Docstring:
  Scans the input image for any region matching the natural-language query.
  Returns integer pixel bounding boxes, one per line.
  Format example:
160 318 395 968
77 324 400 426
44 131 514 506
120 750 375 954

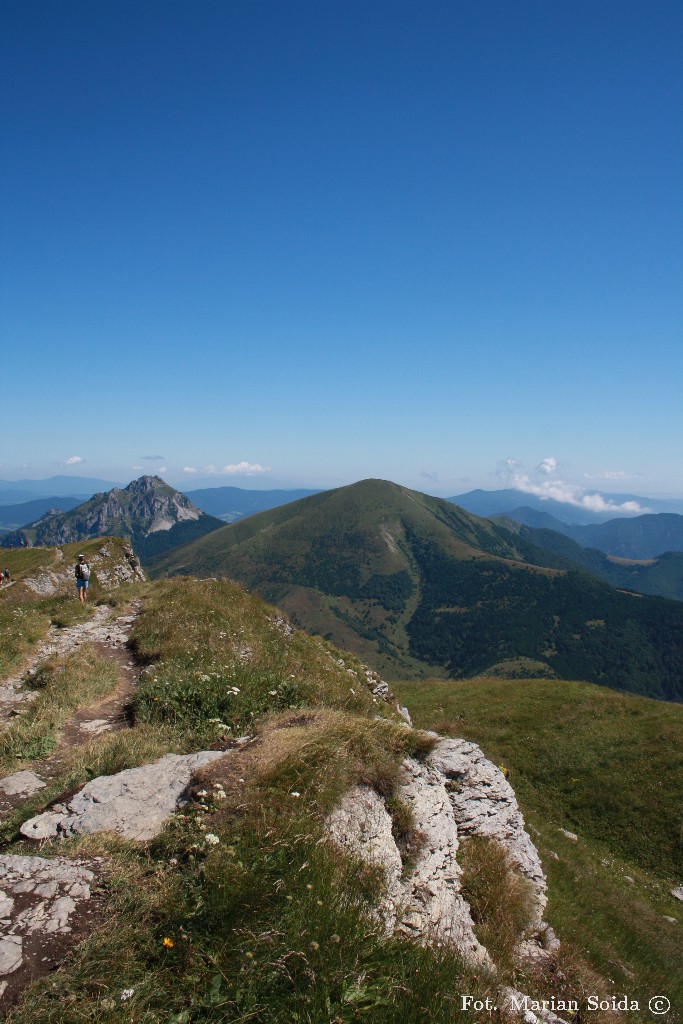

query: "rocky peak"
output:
124 475 167 496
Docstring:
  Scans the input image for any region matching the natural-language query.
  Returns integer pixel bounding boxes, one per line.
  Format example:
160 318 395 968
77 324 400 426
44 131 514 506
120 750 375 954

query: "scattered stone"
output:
663 916 678 924
558 828 578 841
78 719 112 735
0 771 46 798
21 751 227 842
0 937 22 975
672 887 683 902
270 615 295 637
0 855 101 999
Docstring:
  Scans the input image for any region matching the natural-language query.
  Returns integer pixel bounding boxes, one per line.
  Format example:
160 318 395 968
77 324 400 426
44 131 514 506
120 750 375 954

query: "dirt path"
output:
0 601 142 809
0 603 140 723
0 600 144 1007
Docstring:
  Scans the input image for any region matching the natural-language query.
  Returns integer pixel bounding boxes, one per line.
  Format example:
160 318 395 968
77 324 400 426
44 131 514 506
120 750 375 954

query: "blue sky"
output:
1 0 681 501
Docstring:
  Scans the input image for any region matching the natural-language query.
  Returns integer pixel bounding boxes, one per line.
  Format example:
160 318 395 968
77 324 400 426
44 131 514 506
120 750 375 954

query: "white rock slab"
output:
20 751 226 842
0 771 46 797
78 719 112 734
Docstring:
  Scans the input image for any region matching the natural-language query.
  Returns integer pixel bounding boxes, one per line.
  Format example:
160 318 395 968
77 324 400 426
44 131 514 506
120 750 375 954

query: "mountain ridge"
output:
151 478 683 700
451 487 683 524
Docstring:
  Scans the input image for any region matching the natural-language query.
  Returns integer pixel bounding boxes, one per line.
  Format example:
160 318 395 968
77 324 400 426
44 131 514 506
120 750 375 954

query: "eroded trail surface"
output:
0 602 142 806
0 604 139 725
0 601 142 1006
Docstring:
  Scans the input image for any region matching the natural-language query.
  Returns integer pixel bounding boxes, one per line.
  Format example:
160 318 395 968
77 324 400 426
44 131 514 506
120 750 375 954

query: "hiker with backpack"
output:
75 554 91 602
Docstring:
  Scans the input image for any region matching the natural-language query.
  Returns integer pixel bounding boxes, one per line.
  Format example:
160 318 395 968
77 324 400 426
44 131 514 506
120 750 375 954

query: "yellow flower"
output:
163 937 174 948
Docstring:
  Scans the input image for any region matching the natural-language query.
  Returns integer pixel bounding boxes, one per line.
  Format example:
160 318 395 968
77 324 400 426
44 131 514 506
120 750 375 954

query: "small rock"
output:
672 886 683 903
0 771 46 797
0 936 22 975
663 916 678 924
78 719 112 735
558 828 578 841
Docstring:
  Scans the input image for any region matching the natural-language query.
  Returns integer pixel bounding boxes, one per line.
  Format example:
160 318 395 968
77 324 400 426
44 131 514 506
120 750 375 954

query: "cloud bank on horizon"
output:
182 462 271 477
498 458 649 514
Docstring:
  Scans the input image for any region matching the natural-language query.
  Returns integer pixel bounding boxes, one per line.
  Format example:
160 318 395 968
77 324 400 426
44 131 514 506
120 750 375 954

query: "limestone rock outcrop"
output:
327 734 552 972
430 737 547 925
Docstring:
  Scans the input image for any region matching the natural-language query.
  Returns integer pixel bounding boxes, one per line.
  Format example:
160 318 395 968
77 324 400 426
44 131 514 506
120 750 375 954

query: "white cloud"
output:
537 456 557 475
141 454 165 461
131 465 143 471
63 456 84 466
204 461 271 476
500 457 649 515
183 466 198 474
158 466 168 473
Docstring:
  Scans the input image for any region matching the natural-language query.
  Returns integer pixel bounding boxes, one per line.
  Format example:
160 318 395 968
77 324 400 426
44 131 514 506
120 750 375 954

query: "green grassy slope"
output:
151 480 683 699
394 675 683 1010
3 558 680 1021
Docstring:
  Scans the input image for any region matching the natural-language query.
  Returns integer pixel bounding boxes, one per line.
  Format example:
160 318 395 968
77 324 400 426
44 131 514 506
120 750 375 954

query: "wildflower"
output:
196 789 208 798
310 941 320 951
205 833 220 845
330 934 340 944
269 690 278 696
290 791 301 798
215 790 227 799
306 884 313 891
120 989 135 1002
163 937 174 948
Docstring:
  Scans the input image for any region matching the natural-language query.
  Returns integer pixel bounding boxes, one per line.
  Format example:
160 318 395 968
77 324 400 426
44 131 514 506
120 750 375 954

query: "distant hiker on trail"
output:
75 555 91 603
2 568 10 585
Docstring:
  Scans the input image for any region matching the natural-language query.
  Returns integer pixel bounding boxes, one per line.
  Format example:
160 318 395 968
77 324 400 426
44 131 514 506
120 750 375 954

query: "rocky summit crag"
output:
2 476 224 563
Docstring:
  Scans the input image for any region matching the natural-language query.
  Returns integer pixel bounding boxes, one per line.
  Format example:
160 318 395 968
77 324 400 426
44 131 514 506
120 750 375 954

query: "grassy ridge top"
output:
2 553 679 1020
150 478 551 576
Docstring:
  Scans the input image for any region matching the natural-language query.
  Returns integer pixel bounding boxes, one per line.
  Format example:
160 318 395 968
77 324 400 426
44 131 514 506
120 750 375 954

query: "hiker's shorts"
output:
76 579 89 589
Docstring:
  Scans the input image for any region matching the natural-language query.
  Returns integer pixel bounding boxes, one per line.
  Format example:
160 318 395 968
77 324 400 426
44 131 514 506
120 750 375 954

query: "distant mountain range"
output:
451 487 683 525
185 486 320 522
1 476 224 562
0 475 123 504
493 519 683 602
491 507 683 560
0 496 83 532
150 478 683 701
